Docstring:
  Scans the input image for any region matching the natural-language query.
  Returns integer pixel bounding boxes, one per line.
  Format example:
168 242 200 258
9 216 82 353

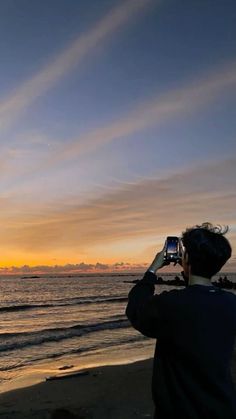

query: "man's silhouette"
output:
126 223 236 418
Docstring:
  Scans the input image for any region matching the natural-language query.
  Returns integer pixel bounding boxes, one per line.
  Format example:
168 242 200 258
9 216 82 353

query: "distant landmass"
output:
19 273 236 290
124 275 236 290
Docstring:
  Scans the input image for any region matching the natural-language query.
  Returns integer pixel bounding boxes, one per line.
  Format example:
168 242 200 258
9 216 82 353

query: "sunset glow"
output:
0 0 236 274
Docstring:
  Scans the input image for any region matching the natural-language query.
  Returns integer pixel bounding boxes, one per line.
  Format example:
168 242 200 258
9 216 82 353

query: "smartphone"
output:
165 236 180 263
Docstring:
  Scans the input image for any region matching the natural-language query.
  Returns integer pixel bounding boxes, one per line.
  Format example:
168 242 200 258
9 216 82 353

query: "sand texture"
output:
0 351 235 419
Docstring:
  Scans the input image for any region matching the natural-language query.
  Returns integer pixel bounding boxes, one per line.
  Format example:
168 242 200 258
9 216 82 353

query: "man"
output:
126 223 236 419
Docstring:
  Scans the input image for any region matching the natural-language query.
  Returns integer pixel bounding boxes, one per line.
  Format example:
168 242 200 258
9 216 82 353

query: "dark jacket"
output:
126 271 236 419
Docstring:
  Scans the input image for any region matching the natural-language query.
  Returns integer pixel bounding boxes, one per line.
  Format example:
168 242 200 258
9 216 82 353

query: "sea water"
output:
0 273 235 393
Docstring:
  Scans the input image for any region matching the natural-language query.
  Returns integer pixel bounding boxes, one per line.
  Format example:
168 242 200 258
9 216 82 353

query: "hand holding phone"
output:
148 237 182 274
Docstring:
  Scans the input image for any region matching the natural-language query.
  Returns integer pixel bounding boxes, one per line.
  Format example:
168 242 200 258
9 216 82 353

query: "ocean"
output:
0 273 235 393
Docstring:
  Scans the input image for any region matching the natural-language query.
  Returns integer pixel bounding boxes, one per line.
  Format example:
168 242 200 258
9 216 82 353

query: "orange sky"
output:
1 157 236 274
0 1 236 274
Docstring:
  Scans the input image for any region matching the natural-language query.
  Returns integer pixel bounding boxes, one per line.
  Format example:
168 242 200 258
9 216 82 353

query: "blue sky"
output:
0 0 236 273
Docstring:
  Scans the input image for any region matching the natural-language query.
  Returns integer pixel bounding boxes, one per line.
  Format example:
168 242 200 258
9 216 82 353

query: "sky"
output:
0 0 236 274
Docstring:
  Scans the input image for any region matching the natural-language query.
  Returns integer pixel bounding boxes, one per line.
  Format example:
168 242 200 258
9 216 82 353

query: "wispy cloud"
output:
2 39 236 185
0 0 152 129
2 57 235 190
2 157 236 259
40 59 236 168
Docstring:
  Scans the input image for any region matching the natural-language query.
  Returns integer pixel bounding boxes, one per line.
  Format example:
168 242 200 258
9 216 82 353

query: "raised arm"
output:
126 270 160 338
126 245 168 338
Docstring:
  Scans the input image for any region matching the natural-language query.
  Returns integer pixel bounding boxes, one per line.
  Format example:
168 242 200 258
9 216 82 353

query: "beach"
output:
0 352 236 419
0 274 236 418
0 359 154 419
0 274 175 393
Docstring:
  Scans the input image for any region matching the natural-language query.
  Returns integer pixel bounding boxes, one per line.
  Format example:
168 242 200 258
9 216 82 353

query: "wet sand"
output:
0 352 235 419
0 359 154 418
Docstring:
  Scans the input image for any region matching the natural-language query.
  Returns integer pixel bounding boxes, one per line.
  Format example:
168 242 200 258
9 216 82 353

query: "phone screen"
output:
166 237 178 254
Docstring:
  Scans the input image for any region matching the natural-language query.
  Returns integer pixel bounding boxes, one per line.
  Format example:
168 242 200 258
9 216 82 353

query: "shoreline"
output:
0 358 154 419
0 351 235 419
0 342 155 394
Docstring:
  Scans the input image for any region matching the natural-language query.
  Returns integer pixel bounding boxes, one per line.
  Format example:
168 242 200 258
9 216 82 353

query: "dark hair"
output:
181 222 232 279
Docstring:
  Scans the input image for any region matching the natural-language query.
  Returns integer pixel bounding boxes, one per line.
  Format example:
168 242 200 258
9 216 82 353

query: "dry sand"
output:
0 351 235 419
